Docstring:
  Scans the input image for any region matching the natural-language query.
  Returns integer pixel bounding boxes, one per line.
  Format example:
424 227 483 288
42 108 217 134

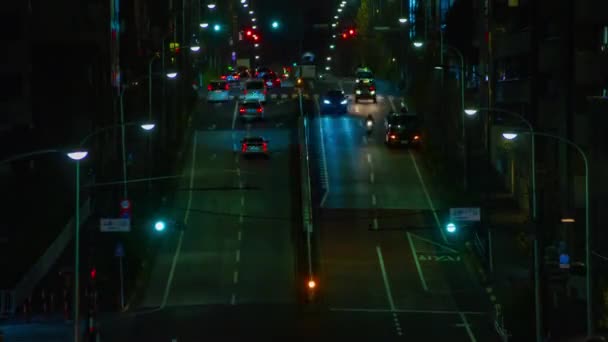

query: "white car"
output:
207 80 230 102
242 80 267 103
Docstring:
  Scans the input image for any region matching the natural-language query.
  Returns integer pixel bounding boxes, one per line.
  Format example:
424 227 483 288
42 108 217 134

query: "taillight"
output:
207 85 212 91
225 84 229 90
275 78 280 82
239 107 246 113
263 89 267 95
234 75 240 80
390 135 397 139
243 89 247 94
257 107 263 113
370 86 376 91
242 143 247 152
221 75 227 80
262 142 268 151
413 135 420 140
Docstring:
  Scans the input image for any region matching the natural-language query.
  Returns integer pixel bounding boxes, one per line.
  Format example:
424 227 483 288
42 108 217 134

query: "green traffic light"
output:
154 220 166 232
271 21 279 29
445 222 457 233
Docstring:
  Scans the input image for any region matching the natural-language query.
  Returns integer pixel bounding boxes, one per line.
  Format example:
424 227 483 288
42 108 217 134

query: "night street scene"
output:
2 0 608 341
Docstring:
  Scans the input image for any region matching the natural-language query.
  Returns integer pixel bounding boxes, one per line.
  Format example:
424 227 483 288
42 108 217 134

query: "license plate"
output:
249 146 259 151
401 140 409 144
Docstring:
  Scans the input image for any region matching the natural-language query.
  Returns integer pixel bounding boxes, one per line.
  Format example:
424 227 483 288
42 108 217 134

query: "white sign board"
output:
449 207 481 222
100 218 131 232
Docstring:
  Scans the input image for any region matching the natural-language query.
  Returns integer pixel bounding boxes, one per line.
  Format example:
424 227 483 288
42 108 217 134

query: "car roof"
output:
242 136 265 141
241 100 262 105
326 89 344 95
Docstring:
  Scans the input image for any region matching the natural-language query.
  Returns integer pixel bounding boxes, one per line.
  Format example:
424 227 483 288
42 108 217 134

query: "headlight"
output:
323 99 331 104
356 79 360 83
355 90 361 95
370 91 376 95
340 100 347 104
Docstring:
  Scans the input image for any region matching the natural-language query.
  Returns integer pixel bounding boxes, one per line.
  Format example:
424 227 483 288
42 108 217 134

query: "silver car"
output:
207 80 230 102
240 136 269 158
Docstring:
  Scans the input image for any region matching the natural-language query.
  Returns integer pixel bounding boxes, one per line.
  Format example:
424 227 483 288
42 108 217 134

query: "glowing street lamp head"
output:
271 21 279 29
67 150 88 161
213 24 221 31
307 279 316 289
446 222 457 233
399 17 408 24
207 3 216 9
413 41 424 48
166 71 178 79
464 108 478 116
502 132 518 140
140 123 156 131
154 220 166 232
200 22 209 28
190 45 201 52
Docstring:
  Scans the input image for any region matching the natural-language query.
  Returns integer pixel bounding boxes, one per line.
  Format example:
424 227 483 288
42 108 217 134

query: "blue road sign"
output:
115 242 125 257
559 253 570 269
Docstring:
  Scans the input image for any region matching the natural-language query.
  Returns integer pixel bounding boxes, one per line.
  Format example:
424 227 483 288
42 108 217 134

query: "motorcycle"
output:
365 118 374 134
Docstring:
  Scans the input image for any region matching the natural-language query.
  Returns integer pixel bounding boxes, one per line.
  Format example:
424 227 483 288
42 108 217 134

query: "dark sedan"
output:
384 113 422 147
322 90 348 114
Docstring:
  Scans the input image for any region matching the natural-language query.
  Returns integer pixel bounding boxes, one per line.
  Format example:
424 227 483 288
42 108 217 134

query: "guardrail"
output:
298 90 316 299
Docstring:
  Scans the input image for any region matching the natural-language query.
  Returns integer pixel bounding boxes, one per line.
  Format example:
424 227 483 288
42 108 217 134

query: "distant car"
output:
238 70 251 80
255 67 272 78
226 72 240 83
238 101 264 120
355 68 374 84
263 73 281 88
354 82 376 103
243 80 267 103
384 112 422 147
207 80 230 102
322 89 348 114
241 136 269 157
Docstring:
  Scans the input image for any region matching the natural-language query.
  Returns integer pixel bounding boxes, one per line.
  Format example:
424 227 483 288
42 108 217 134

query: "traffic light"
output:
246 29 252 36
271 20 279 29
154 220 166 232
445 222 457 234
341 33 348 39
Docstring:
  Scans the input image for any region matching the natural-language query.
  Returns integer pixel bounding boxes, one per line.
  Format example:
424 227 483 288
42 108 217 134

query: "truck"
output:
296 64 316 79
236 58 250 70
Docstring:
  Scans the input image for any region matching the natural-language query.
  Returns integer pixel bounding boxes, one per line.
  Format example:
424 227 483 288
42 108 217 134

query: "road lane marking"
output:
373 218 379 230
407 232 429 291
367 153 372 164
314 95 331 207
376 246 396 311
233 270 239 284
388 95 397 112
238 230 242 241
239 180 244 189
239 215 244 223
458 312 478 342
362 135 368 144
235 154 239 163
409 233 458 253
236 168 241 176
231 294 236 305
231 101 238 129
235 249 240 263
240 196 245 206
329 307 487 315
370 172 375 183
160 132 198 308
371 194 377 206
408 150 447 243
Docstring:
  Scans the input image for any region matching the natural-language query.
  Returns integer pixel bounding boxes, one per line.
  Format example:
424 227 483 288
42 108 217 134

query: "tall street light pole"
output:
503 130 592 337
466 107 540 341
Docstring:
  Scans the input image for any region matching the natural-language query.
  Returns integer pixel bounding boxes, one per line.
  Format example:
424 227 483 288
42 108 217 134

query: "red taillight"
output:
221 75 227 80
262 142 268 151
413 135 420 140
370 86 376 91
207 85 212 91
257 107 263 113
225 84 229 90
242 143 247 152
390 135 397 139
234 75 240 80
239 107 246 113
243 89 247 94
263 89 267 95
275 78 280 82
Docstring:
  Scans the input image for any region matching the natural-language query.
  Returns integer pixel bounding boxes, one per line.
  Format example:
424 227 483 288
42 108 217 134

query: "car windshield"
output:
387 114 419 128
209 82 226 90
242 102 261 108
246 82 264 90
243 137 264 143
327 90 343 97
357 72 373 79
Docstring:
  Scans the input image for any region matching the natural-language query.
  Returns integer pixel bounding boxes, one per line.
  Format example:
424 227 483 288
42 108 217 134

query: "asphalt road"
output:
306 77 499 341
100 82 302 340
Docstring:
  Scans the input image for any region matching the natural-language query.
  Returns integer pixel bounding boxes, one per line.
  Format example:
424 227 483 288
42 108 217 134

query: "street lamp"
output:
249 10 254 14
413 41 423 48
207 3 216 9
140 123 156 131
271 21 279 29
503 130 592 336
199 22 209 29
213 24 221 32
398 17 408 24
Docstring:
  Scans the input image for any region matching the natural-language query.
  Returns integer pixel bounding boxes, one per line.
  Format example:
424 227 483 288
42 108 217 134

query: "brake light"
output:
370 86 376 91
243 89 247 94
263 89 267 95
225 84 229 90
242 143 247 152
257 107 263 113
262 142 268 151
234 75 240 80
413 135 420 140
390 135 397 139
239 107 246 113
275 78 280 83
221 75 227 80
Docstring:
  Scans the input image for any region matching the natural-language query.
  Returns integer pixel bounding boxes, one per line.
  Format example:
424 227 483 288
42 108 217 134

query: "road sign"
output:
418 254 461 262
100 218 131 232
559 253 570 269
450 207 481 222
115 242 125 257
119 199 132 219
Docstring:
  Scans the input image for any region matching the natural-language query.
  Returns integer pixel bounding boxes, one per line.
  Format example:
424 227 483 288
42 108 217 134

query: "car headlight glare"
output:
340 100 347 104
370 91 376 95
355 90 361 95
323 99 331 104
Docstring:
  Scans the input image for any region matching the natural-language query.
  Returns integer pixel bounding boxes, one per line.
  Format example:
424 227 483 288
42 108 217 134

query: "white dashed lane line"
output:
235 249 240 263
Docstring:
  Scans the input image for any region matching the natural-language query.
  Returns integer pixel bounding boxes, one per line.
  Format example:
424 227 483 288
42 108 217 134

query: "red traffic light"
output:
342 33 348 39
90 268 97 280
349 29 355 35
